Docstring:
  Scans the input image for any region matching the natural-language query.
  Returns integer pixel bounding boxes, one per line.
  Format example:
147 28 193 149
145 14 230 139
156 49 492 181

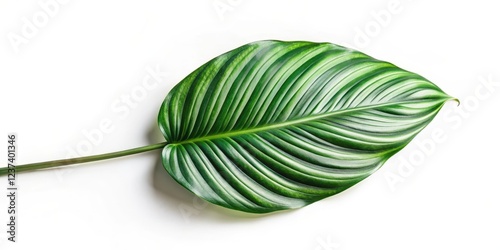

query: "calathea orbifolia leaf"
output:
158 40 456 213
0 40 456 214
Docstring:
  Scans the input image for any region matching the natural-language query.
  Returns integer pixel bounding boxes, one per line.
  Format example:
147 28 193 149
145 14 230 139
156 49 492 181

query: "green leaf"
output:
158 40 455 213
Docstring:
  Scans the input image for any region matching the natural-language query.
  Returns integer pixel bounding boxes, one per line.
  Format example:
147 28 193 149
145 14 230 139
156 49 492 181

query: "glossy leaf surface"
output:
158 40 453 213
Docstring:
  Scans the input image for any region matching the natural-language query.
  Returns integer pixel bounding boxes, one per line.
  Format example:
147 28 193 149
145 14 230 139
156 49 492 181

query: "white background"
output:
1 0 499 249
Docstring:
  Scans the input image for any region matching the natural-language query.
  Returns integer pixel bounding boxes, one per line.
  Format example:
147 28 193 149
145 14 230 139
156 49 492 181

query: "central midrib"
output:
170 98 451 145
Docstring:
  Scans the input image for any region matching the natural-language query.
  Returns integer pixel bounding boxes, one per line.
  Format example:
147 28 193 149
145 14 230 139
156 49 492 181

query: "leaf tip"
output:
449 97 460 106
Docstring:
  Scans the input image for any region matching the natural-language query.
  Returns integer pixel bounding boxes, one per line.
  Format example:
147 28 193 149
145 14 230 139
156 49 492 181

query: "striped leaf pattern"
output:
158 40 454 213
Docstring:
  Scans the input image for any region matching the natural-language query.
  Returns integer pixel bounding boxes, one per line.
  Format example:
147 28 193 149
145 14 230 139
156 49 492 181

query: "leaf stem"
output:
0 142 168 176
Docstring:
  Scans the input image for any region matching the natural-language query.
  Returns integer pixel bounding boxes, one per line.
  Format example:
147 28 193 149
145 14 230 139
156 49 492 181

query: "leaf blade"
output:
158 40 453 213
